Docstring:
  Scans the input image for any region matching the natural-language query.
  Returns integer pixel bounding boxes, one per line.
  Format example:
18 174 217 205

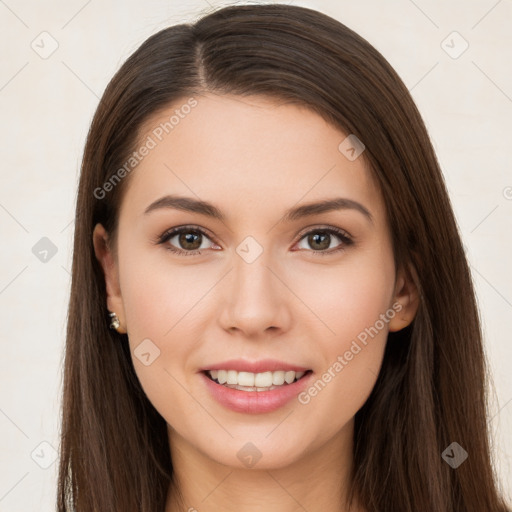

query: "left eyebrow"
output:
143 194 373 224
281 197 373 225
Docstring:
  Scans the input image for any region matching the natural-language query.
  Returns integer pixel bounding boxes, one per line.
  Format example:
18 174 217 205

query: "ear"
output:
388 264 420 332
92 223 127 334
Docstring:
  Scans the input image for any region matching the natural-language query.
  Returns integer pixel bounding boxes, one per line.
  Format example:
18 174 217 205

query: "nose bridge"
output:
234 247 274 300
219 239 290 335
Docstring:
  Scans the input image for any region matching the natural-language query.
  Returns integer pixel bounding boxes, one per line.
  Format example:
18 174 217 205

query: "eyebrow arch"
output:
144 194 373 224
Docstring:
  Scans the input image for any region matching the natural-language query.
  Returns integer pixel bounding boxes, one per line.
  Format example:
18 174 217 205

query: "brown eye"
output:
176 231 203 250
296 227 353 255
158 226 215 255
307 232 331 250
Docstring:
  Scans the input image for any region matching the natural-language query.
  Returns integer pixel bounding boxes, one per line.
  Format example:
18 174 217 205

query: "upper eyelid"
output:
158 224 213 238
296 224 352 240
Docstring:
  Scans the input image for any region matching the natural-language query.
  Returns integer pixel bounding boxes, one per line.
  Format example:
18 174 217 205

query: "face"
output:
94 93 418 470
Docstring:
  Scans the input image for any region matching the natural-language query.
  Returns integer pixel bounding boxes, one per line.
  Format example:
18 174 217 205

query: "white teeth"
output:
272 371 285 385
207 369 308 389
238 372 255 387
254 371 272 387
226 383 278 392
284 371 295 384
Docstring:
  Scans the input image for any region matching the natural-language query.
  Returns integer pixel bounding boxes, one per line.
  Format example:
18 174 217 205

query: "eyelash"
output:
154 224 354 257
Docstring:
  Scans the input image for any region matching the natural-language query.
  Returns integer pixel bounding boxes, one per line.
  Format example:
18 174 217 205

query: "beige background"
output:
0 0 511 509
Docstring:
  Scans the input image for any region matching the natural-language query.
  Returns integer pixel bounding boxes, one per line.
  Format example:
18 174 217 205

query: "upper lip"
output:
201 359 311 374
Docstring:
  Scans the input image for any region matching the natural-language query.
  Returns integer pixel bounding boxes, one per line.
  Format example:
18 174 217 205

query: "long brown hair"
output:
57 4 510 511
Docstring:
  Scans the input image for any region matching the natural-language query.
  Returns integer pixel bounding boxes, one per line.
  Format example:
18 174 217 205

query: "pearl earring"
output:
109 311 121 331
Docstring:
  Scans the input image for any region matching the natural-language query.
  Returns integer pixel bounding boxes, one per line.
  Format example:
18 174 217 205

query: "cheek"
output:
118 255 206 428
116 241 235 426
291 252 395 416
291 248 395 346
119 241 210 343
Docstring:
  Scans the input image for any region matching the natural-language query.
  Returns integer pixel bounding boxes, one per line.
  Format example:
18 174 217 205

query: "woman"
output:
57 4 511 511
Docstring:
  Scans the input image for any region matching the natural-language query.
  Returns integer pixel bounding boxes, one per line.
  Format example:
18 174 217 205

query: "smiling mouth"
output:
203 369 313 392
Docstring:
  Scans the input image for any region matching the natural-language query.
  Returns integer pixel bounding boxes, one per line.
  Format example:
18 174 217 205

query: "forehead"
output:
120 93 384 225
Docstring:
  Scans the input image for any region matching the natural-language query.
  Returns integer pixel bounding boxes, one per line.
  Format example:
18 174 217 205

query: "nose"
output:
218 250 292 339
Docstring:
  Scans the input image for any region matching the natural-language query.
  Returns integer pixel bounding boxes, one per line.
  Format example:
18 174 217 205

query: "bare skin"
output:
93 93 419 512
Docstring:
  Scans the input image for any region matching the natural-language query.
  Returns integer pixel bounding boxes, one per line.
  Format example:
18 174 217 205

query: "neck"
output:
164 419 362 512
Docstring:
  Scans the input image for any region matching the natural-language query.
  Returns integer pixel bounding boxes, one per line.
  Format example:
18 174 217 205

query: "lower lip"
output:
201 371 313 414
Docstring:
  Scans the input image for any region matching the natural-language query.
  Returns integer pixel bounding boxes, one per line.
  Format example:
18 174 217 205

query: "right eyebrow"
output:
144 195 225 220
